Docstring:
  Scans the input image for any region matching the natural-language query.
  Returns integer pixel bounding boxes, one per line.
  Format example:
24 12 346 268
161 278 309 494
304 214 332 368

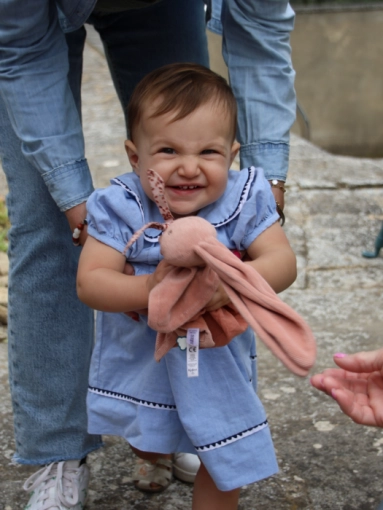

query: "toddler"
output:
77 63 297 509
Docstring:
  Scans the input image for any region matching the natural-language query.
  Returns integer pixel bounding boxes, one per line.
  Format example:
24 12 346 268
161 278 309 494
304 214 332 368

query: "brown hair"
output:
127 63 237 142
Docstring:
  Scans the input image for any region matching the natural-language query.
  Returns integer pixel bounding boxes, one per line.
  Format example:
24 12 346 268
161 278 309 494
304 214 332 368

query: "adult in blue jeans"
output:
0 0 296 508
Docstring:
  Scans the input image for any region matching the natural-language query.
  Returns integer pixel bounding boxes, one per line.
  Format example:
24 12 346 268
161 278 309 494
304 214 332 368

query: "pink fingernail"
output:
334 353 347 358
331 389 337 399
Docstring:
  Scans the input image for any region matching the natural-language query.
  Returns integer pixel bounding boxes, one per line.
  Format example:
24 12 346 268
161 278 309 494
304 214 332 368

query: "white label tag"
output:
186 328 199 378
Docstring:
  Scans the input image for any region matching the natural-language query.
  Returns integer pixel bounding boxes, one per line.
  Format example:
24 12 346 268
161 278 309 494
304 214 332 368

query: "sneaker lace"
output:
23 461 81 509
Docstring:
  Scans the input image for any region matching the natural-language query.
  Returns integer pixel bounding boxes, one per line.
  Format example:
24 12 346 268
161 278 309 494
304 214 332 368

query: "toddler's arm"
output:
245 221 297 294
77 236 150 313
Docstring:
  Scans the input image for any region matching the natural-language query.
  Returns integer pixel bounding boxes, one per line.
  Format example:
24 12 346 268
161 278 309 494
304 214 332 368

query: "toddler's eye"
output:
159 148 175 154
201 149 218 155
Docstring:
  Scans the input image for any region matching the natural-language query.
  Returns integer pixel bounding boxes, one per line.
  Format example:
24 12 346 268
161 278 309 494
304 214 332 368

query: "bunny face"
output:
125 101 240 219
159 216 217 267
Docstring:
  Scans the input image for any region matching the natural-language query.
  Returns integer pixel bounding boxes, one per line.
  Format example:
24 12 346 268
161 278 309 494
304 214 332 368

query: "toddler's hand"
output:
146 260 174 293
205 282 230 312
123 262 135 276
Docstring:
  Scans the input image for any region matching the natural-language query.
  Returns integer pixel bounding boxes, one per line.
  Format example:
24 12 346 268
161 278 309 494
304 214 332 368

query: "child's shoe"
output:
173 453 201 483
133 457 172 493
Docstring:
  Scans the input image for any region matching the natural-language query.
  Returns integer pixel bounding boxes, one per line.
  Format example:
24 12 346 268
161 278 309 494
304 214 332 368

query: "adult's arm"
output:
0 0 94 212
219 0 296 182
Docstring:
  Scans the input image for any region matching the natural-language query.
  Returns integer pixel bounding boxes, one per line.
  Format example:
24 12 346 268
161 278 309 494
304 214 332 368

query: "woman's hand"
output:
65 202 88 246
269 182 285 211
310 349 383 427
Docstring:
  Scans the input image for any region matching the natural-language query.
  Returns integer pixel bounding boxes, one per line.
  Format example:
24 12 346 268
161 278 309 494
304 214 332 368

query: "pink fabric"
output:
149 237 316 376
148 264 248 361
194 240 317 376
153 304 248 361
149 265 219 331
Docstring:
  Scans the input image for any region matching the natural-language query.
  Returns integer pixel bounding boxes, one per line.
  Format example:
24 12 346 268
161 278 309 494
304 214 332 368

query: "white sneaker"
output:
173 453 200 483
23 460 89 509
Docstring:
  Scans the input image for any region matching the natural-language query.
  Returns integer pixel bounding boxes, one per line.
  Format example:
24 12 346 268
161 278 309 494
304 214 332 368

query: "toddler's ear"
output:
125 140 139 173
230 141 240 166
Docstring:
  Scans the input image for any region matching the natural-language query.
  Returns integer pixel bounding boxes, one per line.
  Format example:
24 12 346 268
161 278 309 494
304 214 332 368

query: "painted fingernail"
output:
334 353 347 358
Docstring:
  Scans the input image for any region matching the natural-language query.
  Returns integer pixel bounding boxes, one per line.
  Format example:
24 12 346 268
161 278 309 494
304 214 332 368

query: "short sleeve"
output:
230 169 280 250
86 185 145 258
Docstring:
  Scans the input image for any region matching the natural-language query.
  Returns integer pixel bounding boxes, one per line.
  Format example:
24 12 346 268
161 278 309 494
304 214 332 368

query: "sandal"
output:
133 457 173 493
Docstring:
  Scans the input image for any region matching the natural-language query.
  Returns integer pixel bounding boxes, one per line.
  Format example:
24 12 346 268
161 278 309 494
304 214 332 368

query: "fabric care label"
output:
186 328 199 378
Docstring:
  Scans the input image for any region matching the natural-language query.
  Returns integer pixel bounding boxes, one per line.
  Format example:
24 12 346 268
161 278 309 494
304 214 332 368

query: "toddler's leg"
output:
130 445 172 464
192 462 240 510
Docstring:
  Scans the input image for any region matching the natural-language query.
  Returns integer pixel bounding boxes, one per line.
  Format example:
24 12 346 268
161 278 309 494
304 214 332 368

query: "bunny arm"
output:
148 264 219 332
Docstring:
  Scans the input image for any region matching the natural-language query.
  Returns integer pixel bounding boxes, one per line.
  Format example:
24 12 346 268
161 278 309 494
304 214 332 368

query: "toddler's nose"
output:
178 156 200 178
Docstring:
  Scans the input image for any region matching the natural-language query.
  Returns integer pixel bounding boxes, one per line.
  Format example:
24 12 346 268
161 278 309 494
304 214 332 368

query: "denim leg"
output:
89 0 209 129
0 92 102 465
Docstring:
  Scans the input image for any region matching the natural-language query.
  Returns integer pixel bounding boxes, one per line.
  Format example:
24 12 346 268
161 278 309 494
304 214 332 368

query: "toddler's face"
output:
125 102 239 218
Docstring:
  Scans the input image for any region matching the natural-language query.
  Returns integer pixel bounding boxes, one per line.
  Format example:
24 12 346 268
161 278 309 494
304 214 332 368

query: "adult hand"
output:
65 202 88 246
310 349 383 427
269 180 285 211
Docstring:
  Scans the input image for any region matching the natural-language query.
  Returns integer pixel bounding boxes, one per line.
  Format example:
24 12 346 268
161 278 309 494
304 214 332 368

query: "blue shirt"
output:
87 167 279 260
85 166 280 491
0 0 296 211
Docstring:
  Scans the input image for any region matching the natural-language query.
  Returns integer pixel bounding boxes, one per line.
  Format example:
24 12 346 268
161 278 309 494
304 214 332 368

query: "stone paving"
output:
0 28 383 510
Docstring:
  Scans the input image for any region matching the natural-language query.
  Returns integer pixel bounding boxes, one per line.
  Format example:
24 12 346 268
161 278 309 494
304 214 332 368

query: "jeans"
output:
0 0 208 464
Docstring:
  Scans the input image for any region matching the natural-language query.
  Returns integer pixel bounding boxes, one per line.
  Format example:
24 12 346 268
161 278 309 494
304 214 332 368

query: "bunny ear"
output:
123 222 166 254
122 169 173 254
194 240 317 377
147 169 174 222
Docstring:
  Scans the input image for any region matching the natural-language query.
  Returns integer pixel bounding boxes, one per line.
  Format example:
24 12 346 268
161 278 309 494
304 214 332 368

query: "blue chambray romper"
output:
86 167 280 491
